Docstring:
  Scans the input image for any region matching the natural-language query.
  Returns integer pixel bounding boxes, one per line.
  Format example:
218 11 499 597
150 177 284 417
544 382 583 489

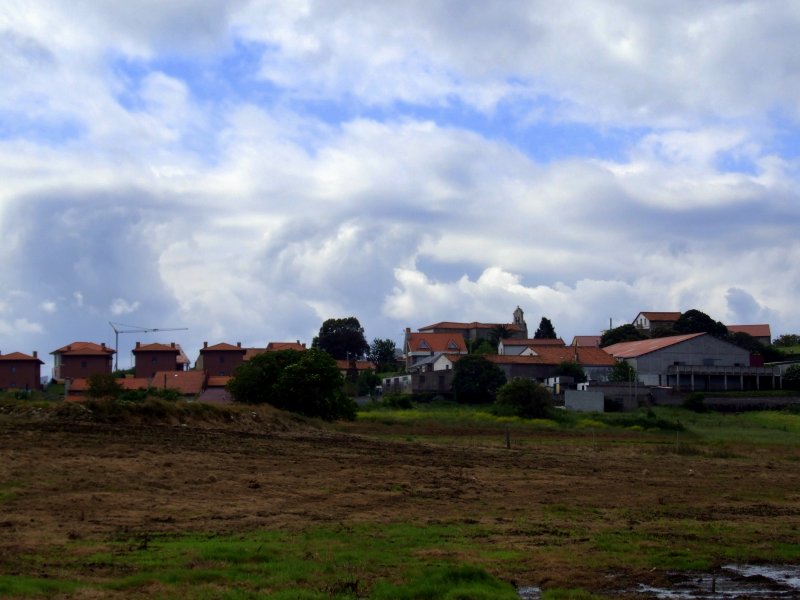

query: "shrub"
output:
494 378 552 419
86 373 122 399
382 393 413 409
683 392 707 412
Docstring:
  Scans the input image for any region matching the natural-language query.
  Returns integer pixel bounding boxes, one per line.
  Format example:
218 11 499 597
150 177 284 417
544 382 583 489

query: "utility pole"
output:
109 322 189 371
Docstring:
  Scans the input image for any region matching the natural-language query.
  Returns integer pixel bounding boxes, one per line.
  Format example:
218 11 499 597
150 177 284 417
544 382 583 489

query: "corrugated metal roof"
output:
604 333 705 358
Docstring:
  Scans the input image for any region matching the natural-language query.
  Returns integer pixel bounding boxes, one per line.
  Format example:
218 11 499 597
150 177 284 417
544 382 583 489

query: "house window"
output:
219 355 225 363
10 367 16 374
151 356 157 363
81 361 87 368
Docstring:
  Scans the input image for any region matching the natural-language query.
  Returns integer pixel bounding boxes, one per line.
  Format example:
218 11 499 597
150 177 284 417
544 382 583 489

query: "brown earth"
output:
1 409 799 595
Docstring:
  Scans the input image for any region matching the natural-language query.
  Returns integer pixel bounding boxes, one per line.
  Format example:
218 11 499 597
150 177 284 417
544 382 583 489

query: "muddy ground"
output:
1 412 799 594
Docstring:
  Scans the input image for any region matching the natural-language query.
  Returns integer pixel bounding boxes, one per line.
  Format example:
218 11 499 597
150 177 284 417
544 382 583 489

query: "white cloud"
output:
40 300 57 313
110 298 141 316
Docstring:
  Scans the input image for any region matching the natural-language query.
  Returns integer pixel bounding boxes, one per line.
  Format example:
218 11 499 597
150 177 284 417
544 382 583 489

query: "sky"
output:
2 1 799 374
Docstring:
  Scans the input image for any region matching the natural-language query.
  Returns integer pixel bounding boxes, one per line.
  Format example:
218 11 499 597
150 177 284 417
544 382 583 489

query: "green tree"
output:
555 360 587 383
357 368 381 396
86 373 122 399
452 355 507 404
673 309 728 337
774 334 800 348
226 349 355 420
312 317 369 360
471 339 497 355
600 324 648 347
609 360 637 383
534 317 557 339
495 378 552 418
367 338 397 372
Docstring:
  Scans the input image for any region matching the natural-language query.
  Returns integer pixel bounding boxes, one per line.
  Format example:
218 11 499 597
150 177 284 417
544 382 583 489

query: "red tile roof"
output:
200 343 245 352
501 338 566 347
151 370 206 395
483 346 616 366
132 343 180 353
244 348 267 361
406 333 468 354
51 342 115 356
635 311 681 322
266 342 307 351
571 336 601 347
335 360 376 371
726 324 771 338
0 351 43 363
604 333 706 358
120 378 150 390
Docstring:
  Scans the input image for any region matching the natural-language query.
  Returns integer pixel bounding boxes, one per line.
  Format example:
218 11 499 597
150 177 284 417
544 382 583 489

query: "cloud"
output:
110 298 141 316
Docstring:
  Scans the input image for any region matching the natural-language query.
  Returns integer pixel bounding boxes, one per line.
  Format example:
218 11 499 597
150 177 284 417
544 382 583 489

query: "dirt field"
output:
1 410 800 596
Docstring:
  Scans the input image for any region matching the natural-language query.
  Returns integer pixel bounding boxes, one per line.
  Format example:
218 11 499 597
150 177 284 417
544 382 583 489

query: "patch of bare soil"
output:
1 409 799 593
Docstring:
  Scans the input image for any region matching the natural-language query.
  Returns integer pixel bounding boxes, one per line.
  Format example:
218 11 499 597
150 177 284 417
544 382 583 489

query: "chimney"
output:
203 341 208 348
33 351 37 358
101 343 106 349
171 342 175 348
405 327 411 333
136 341 140 348
237 342 241 348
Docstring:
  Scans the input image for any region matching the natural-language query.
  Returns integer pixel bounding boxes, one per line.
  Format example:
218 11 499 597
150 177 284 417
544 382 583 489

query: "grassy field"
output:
0 398 799 598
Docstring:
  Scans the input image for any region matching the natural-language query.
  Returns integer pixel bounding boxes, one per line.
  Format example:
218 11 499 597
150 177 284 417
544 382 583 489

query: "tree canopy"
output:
555 360 587 383
312 317 369 360
774 334 800 348
609 360 637 383
495 377 552 418
600 324 648 347
367 338 397 372
452 355 507 404
533 317 557 339
226 349 356 420
673 309 728 337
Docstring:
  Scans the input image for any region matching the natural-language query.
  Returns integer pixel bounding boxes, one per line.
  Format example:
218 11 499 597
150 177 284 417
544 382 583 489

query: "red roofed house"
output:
571 336 601 348
726 324 772 347
197 342 247 377
0 351 44 391
404 328 468 371
632 311 681 332
51 342 115 381
485 346 616 382
132 342 182 379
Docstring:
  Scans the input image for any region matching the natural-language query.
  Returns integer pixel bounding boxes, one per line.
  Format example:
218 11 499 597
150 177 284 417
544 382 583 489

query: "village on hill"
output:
1 306 796 412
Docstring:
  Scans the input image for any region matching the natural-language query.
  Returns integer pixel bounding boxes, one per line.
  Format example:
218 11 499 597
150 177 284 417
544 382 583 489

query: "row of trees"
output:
310 317 398 371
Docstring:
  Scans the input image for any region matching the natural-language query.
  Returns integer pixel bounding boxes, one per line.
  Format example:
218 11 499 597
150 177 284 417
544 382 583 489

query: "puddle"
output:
517 565 800 599
636 564 800 599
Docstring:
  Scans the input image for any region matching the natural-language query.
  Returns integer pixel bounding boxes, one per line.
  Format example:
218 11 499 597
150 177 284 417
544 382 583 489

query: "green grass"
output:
0 480 21 503
5 523 521 599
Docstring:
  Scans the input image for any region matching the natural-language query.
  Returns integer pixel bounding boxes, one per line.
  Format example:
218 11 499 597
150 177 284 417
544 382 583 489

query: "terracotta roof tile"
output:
0 351 43 363
120 378 150 390
335 360 376 371
502 338 565 347
406 333 468 354
635 311 681 322
419 321 522 332
200 343 245 353
151 370 206 395
244 348 267 361
487 346 615 366
571 336 601 347
266 342 307 351
132 343 180 353
726 324 771 338
51 342 115 356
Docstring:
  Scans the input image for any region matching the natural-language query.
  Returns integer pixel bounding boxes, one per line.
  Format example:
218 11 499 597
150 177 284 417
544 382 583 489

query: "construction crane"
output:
109 322 189 371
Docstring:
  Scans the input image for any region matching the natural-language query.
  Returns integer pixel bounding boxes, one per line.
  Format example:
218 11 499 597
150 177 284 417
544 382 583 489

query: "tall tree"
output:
533 317 557 339
452 355 507 404
367 338 397 372
312 317 369 360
